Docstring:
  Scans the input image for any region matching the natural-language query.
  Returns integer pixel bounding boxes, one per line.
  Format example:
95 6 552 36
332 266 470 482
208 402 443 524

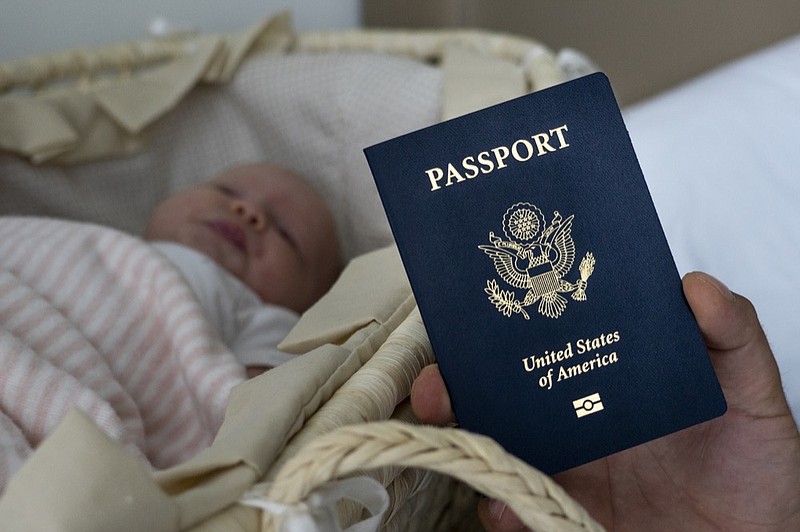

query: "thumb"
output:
411 364 457 426
682 271 788 418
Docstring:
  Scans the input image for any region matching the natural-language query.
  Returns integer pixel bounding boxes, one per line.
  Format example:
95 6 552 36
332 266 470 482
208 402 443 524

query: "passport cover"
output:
364 73 727 474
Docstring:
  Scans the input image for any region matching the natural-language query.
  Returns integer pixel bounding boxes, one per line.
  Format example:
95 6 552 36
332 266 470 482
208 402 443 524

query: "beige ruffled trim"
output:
0 12 294 164
0 12 564 165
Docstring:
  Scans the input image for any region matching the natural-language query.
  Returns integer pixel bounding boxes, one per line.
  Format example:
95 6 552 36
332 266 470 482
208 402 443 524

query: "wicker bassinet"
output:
0 12 603 532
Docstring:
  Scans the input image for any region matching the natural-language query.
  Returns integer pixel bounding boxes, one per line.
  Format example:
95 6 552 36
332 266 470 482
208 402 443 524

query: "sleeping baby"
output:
0 164 342 490
144 163 342 377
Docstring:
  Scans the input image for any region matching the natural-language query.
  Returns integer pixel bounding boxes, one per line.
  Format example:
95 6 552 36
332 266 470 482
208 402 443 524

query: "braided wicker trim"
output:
296 28 543 61
295 28 562 92
0 40 183 93
264 420 605 532
1 27 558 94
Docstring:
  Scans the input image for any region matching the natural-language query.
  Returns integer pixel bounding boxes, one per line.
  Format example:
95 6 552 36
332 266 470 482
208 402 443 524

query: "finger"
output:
477 498 528 532
410 364 456 426
682 271 788 417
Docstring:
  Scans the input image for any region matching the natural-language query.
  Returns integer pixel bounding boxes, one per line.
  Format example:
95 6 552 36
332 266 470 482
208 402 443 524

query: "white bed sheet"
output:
624 34 800 416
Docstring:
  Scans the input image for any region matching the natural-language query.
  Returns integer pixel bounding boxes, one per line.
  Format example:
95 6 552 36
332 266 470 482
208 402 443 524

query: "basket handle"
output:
262 420 604 532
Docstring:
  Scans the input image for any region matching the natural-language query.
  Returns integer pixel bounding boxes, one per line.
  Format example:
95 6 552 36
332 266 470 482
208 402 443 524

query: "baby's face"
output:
145 164 341 313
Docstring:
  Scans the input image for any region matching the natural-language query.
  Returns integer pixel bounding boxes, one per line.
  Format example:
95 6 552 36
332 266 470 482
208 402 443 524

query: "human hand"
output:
410 272 800 531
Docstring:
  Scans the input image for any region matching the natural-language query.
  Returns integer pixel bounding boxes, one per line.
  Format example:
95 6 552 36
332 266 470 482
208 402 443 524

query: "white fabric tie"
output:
240 477 390 532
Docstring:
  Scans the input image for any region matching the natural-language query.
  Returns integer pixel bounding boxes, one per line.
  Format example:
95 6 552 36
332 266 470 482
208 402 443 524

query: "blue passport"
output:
364 73 726 474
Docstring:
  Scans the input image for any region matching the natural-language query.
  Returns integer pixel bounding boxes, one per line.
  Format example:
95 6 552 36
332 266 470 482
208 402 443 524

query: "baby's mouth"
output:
207 220 247 252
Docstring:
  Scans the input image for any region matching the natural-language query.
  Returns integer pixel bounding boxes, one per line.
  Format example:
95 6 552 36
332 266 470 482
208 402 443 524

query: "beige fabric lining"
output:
0 410 181 531
0 13 293 164
279 246 411 353
441 43 528 119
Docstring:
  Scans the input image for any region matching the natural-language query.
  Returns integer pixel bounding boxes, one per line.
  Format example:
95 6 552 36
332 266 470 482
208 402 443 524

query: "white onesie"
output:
151 242 299 368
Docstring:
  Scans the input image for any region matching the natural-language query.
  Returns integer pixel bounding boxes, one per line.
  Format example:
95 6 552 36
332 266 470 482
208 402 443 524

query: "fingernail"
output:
488 499 507 521
700 272 735 302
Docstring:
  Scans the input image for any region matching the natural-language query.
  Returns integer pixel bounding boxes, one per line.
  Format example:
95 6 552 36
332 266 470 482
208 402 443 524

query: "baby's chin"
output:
162 229 249 284
195 242 248 282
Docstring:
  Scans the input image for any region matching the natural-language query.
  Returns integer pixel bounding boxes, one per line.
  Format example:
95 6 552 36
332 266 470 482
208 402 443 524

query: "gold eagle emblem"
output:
479 202 595 319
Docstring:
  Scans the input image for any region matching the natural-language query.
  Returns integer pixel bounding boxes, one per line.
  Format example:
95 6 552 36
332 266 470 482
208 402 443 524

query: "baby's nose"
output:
231 199 267 231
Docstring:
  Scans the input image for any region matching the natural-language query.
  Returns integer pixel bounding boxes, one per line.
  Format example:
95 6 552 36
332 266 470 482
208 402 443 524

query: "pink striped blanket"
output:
0 217 246 490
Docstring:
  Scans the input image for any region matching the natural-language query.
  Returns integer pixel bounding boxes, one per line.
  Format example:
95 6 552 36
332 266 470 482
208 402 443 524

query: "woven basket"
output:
0 16 602 531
